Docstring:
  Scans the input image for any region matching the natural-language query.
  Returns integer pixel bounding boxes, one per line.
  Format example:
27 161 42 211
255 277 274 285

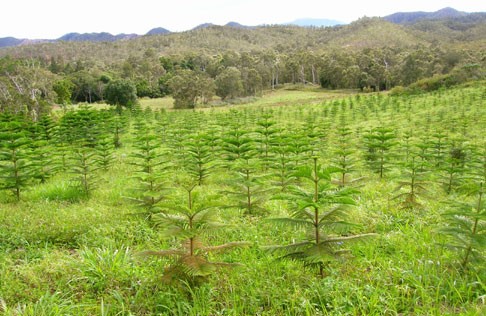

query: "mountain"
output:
192 23 216 30
0 37 23 48
384 7 468 24
57 32 138 42
287 18 344 27
0 7 484 49
0 37 52 48
146 27 171 36
225 22 252 29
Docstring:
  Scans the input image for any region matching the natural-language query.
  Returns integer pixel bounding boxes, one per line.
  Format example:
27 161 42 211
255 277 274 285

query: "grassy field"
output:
0 83 485 315
137 85 355 111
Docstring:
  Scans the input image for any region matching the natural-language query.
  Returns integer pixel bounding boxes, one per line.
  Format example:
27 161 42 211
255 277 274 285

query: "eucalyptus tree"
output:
104 79 138 113
215 67 243 100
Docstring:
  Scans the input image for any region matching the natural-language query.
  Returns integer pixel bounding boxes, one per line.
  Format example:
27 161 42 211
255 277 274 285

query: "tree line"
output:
1 42 484 114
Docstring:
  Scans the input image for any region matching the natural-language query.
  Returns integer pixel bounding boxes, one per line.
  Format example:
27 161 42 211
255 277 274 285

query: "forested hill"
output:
1 16 484 62
0 9 484 116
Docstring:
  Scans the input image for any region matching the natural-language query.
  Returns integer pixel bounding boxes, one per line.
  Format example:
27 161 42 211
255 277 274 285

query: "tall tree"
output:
104 79 138 113
215 67 243 100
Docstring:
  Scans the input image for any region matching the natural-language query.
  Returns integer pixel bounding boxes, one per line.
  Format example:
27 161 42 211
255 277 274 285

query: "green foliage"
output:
0 119 32 200
255 112 278 167
30 140 59 184
53 78 74 105
167 69 200 109
95 137 114 171
183 133 218 186
215 67 243 100
268 158 376 277
391 74 460 95
76 245 133 294
0 57 55 117
58 107 108 147
224 158 271 215
393 155 429 209
142 185 249 284
104 79 138 112
439 183 485 270
363 127 397 178
270 133 297 192
0 85 484 314
69 148 100 197
331 127 362 187
128 134 170 215
221 125 254 163
440 145 468 194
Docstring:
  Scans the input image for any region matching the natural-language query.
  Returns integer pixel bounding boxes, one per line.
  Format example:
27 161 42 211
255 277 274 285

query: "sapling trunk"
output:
461 183 483 269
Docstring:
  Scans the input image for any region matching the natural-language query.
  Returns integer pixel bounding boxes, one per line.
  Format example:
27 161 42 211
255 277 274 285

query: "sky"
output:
1 0 485 39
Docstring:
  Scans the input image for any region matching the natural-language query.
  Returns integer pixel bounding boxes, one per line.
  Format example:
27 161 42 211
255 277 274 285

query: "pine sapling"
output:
439 182 485 270
267 157 376 278
140 185 249 285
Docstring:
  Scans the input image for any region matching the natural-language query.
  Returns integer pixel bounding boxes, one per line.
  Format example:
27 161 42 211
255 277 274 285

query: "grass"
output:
0 84 485 315
136 85 355 112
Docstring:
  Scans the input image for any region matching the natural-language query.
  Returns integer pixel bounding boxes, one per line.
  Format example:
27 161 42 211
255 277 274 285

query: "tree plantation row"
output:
0 84 485 314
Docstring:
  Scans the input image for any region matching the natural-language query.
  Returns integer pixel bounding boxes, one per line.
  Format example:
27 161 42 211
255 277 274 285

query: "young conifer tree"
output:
70 148 100 198
141 184 249 285
268 157 376 278
128 133 170 216
439 182 485 270
393 155 429 209
440 144 468 194
331 127 362 187
270 133 297 192
0 119 32 201
255 112 278 170
184 133 217 186
224 158 271 216
363 127 397 178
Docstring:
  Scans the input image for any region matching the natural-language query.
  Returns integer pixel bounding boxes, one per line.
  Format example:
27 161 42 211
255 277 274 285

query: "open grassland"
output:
0 83 485 315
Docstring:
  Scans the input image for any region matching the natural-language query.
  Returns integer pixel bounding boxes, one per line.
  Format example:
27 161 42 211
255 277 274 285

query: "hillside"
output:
0 19 437 62
1 7 484 50
0 7 484 115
